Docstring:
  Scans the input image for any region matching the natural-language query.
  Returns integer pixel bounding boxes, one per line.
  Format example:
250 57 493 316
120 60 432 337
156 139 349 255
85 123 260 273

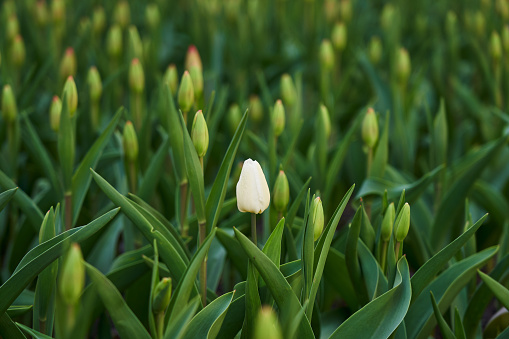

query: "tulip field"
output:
3 0 509 338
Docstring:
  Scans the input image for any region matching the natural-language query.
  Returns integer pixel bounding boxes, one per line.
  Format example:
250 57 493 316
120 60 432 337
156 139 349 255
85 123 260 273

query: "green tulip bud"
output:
0 50 2 68
10 35 26 68
249 95 263 123
273 170 290 212
396 48 411 84
87 66 102 102
178 71 195 113
394 203 410 242
185 45 203 72
60 47 77 80
152 277 172 314
381 203 395 242
503 25 509 55
129 58 145 94
319 104 331 139
6 15 19 42
123 121 138 162
362 108 378 149
339 0 352 23
50 95 62 132
145 4 161 31
164 64 179 96
51 0 65 25
280 74 297 107
369 36 382 65
190 66 204 100
474 11 485 38
272 99 285 137
381 4 396 33
498 0 509 20
332 22 347 51
310 197 324 241
113 0 130 29
3 1 16 18
319 39 334 70
92 6 106 35
445 11 457 38
128 26 143 61
62 76 78 116
227 103 242 135
254 306 283 339
39 209 55 244
2 85 17 123
59 243 85 305
107 24 123 59
191 110 209 157
490 31 502 62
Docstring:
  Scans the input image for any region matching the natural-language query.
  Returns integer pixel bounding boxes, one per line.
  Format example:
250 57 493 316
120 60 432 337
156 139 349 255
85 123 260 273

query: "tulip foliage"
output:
1 1 509 339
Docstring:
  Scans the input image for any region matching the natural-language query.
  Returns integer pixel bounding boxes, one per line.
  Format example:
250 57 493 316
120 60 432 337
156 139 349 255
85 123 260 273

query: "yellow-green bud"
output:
51 0 65 25
50 95 62 132
3 1 16 18
59 243 85 305
503 26 509 55
129 58 145 94
319 104 331 139
445 11 457 38
185 45 203 72
319 39 334 70
272 99 285 137
249 95 263 123
178 71 195 113
490 31 502 62
369 36 382 65
497 0 509 20
60 47 77 80
474 11 485 38
123 121 138 162
381 203 395 242
396 48 411 84
381 4 395 33
164 64 179 96
128 25 143 62
332 22 347 51
311 197 324 241
394 203 410 242
2 85 17 123
6 15 20 42
62 76 78 116
39 209 56 244
107 24 123 59
92 6 106 35
339 0 352 23
190 66 204 100
273 170 290 212
362 108 378 149
227 103 242 135
145 4 161 31
254 306 283 339
113 0 130 29
280 74 297 107
10 35 26 68
87 66 102 102
152 277 172 314
191 110 209 157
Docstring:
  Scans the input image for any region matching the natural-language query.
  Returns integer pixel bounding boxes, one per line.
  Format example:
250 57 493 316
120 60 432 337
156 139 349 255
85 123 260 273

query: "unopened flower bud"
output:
319 39 334 70
381 4 395 33
113 0 130 29
10 35 26 67
60 47 77 80
87 66 102 102
164 64 179 96
92 6 106 35
185 45 203 72
319 104 331 139
3 1 16 18
446 11 457 37
51 0 65 24
59 243 85 305
123 121 138 162
280 74 297 107
190 66 203 99
474 11 485 38
191 110 209 157
129 58 145 94
339 0 352 23
381 203 395 242
310 197 324 241
107 25 123 59
2 85 17 123
503 26 509 55
152 277 172 314
273 170 289 212
254 306 283 339
50 96 62 132
178 71 195 113
249 95 263 123
362 108 378 149
227 103 242 135
369 36 382 65
396 48 411 84
394 203 410 243
6 15 19 42
145 4 160 30
490 31 502 62
128 25 143 61
498 0 509 20
332 22 347 51
236 159 270 214
272 99 285 137
62 76 78 116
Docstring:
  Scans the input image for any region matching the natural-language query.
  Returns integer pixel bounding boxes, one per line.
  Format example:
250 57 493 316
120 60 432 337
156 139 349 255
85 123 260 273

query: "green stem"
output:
156 312 164 339
64 191 72 230
128 160 137 194
381 241 388 274
366 146 373 177
91 102 100 132
180 182 188 237
199 220 207 307
251 213 257 247
395 241 401 262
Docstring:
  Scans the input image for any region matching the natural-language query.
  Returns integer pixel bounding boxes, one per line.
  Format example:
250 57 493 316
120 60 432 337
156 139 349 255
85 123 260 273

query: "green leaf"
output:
329 257 411 339
216 229 248 279
478 270 509 310
205 110 247 231
454 308 466 339
345 206 367 306
17 323 51 339
72 107 123 225
242 260 261 339
371 111 390 178
0 313 26 338
263 217 285 268
84 262 152 339
164 296 200 339
148 241 159 338
138 134 170 201
358 240 388 300
430 292 456 339
182 291 234 339
0 187 17 213
324 248 358 310
7 305 32 318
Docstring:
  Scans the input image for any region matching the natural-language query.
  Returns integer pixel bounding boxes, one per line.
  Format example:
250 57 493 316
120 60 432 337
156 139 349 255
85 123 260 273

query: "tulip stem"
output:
180 182 188 237
64 191 72 230
395 241 401 261
199 220 207 307
251 213 257 246
155 312 164 339
366 146 373 177
381 240 388 274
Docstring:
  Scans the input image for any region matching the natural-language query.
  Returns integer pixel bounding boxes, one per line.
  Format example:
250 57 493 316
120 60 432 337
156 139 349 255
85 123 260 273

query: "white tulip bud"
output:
236 159 270 214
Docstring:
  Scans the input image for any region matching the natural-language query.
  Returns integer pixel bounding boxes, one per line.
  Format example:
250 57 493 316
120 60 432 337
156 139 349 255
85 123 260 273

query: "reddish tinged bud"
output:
60 47 77 80
185 45 203 72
